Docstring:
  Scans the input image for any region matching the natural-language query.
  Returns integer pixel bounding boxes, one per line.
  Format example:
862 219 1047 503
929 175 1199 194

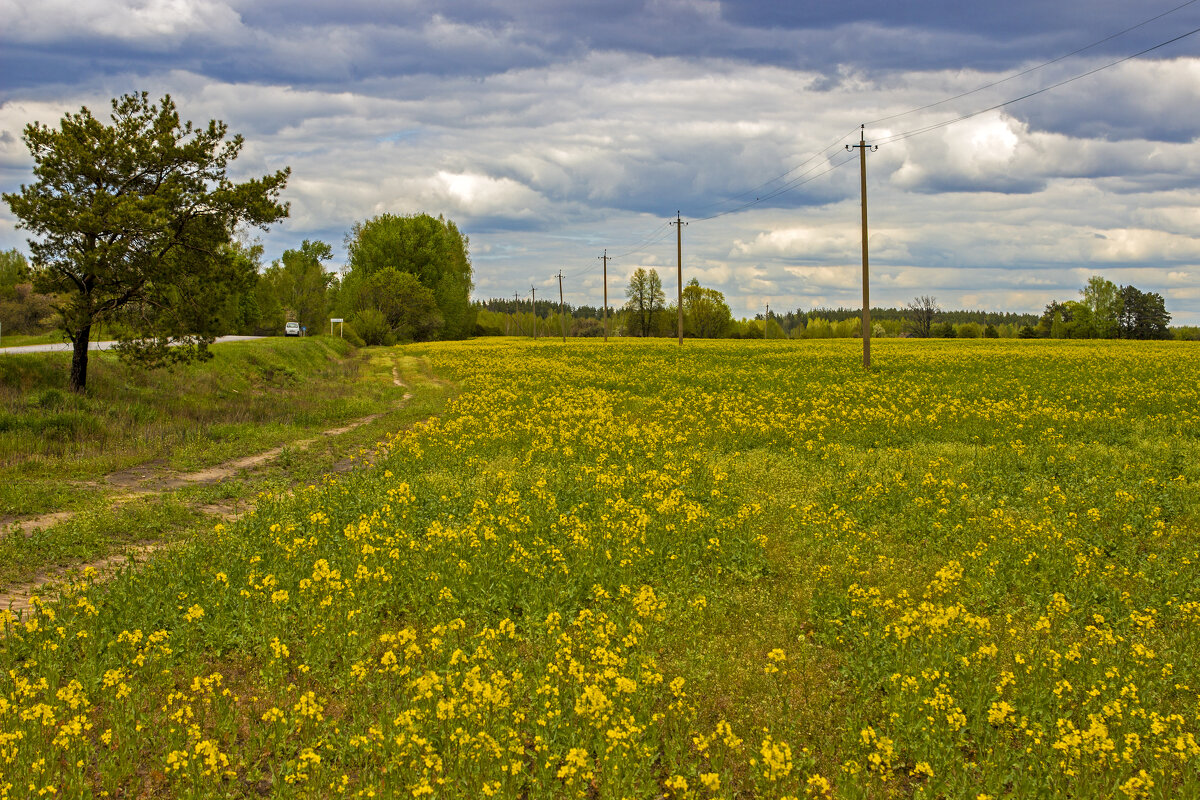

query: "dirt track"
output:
0 393 413 616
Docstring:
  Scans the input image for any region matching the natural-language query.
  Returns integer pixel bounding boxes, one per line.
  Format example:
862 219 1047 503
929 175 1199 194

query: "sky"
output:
2 0 1199 322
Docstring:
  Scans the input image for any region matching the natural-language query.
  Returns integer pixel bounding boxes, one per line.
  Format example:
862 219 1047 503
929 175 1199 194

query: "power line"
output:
867 0 1200 126
484 11 1200 310
690 153 859 223
876 24 1200 146
685 126 862 217
684 19 1200 223
671 7 1200 225
606 223 675 261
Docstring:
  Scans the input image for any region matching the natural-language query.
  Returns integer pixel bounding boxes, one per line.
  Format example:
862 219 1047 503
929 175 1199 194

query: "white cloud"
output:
2 42 1200 323
2 0 244 44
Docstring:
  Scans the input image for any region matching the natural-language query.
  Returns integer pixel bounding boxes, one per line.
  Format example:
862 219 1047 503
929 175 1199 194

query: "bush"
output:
931 322 956 338
1173 326 1200 341
956 322 981 339
348 309 393 346
570 318 605 337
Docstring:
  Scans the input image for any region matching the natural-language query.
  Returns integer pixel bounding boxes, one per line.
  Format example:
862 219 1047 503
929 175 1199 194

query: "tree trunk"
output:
69 325 91 393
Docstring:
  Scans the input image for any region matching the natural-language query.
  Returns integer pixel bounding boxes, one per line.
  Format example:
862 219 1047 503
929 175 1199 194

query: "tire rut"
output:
0 355 425 617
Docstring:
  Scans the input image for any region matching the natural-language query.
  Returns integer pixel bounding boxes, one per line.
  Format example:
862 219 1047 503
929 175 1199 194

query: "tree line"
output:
476 270 1189 341
1022 276 1173 340
3 92 1191 393
2 92 474 391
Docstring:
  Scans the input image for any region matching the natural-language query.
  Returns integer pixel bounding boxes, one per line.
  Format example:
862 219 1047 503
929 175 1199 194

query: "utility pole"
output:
765 303 770 339
556 270 566 343
599 249 609 343
847 124 878 369
670 211 687 346
531 286 537 339
513 291 521 336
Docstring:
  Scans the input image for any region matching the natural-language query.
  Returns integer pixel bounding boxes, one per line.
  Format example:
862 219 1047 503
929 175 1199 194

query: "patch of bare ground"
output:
0 351 442 614
0 410 395 543
0 510 76 538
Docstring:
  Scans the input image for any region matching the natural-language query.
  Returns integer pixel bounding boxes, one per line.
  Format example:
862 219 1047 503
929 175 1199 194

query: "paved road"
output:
0 335 265 355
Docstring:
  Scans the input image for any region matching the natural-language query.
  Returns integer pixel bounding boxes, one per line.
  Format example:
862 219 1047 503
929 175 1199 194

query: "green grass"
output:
0 336 455 585
0 328 123 348
3 338 1199 799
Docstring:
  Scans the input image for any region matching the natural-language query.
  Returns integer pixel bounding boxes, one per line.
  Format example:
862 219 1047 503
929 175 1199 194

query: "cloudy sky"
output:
2 0 1200 322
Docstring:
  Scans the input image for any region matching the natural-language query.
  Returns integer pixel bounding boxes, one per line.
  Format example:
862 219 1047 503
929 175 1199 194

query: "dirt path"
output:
0 410 383 615
0 510 76 538
0 354 433 617
1 411 394 541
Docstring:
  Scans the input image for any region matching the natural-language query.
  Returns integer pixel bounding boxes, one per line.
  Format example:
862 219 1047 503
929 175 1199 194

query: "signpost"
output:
330 318 344 338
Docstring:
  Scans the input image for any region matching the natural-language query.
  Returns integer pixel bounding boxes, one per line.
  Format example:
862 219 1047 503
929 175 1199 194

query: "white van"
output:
285 321 301 337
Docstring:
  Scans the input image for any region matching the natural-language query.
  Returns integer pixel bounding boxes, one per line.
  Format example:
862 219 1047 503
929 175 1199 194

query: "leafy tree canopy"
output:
682 278 732 338
625 268 665 337
261 240 337 335
345 213 474 339
2 92 289 391
340 267 442 343
0 249 30 290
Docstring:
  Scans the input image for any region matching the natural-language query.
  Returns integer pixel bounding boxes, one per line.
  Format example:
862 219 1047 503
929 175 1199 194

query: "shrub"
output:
347 308 393 346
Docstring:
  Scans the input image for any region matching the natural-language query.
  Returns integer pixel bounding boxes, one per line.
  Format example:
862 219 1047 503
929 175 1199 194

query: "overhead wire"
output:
866 0 1200 126
686 1 1200 220
875 24 1200 145
504 3 1200 306
684 126 862 217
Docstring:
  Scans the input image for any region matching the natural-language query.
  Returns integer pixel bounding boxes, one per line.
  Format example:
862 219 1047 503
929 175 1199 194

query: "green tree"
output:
2 92 289 391
931 321 957 338
340 267 442 342
345 213 475 339
0 249 30 291
1082 276 1120 339
956 322 982 339
214 238 267 335
625 268 665 337
1119 285 1171 340
1063 300 1096 339
803 317 833 339
261 240 337 335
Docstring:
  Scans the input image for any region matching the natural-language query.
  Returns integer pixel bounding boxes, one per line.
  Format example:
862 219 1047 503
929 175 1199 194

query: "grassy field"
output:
1 338 1199 798
0 336 450 586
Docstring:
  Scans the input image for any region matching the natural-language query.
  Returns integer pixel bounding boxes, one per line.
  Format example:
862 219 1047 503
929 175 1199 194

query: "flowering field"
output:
2 338 1199 799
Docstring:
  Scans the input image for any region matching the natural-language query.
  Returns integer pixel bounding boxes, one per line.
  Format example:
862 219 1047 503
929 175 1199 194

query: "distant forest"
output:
475 296 1041 339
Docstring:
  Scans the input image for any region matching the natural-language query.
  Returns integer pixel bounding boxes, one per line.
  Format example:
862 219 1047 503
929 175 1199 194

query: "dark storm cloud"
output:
4 0 1198 92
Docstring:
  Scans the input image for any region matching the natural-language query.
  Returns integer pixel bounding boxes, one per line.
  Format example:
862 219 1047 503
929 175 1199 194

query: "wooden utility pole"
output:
847 125 878 369
670 211 686 346
765 303 770 339
556 270 566 343
599 249 609 343
531 286 537 339
512 291 520 336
